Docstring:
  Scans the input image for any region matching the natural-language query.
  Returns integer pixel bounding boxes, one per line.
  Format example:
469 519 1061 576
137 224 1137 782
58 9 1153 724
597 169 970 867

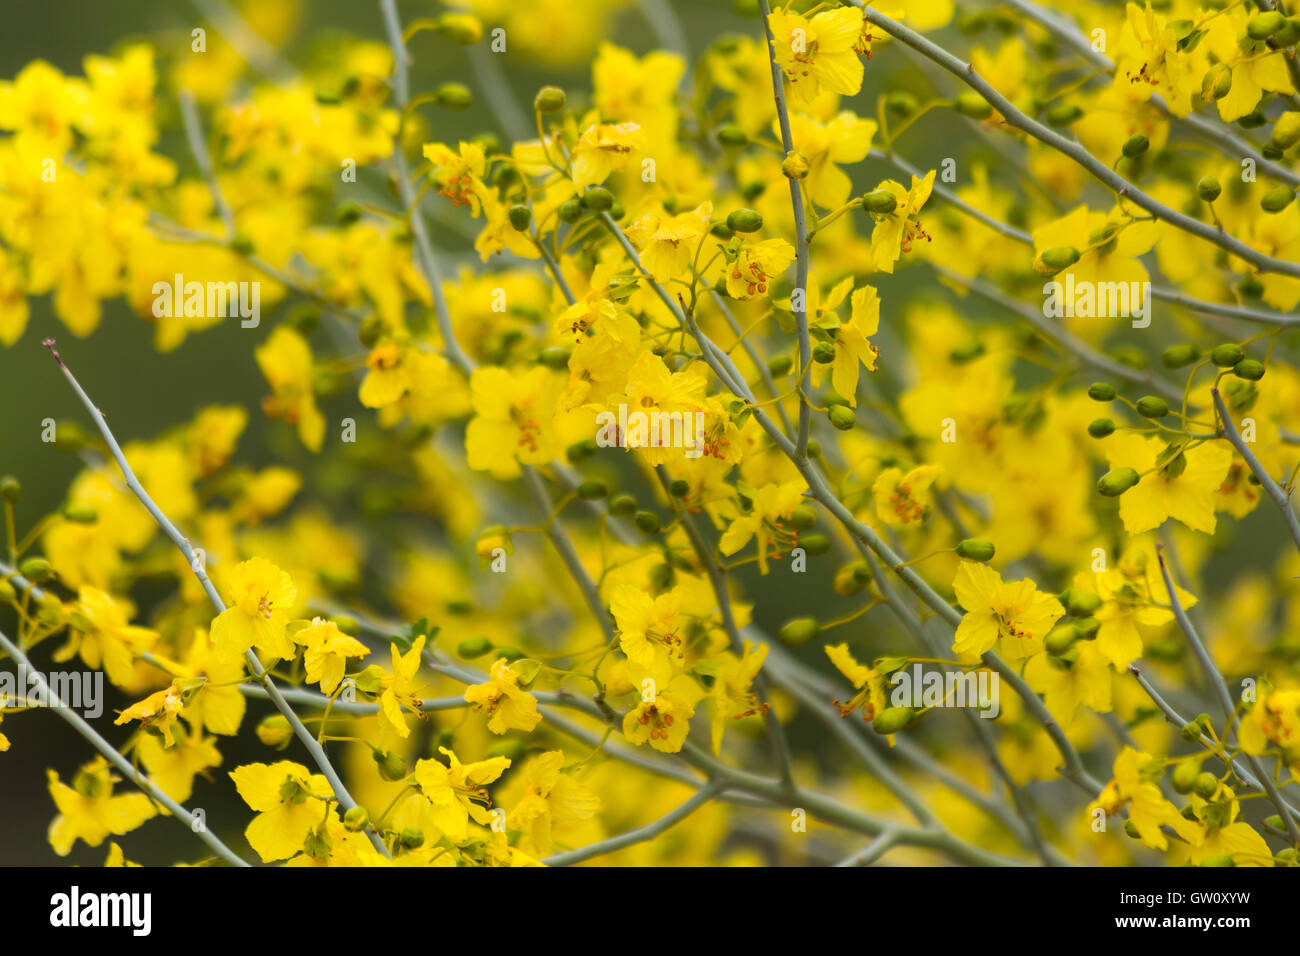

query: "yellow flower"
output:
1115 2 1204 117
726 238 795 300
829 285 880 404
465 366 564 479
210 557 298 662
230 760 334 862
421 140 488 214
708 640 770 754
187 404 247 477
625 201 713 284
952 560 1064 662
611 583 691 689
1104 434 1233 535
464 658 543 734
570 121 645 190
114 681 186 747
1023 642 1112 722
719 480 808 574
869 171 936 274
293 617 370 695
503 749 602 855
47 758 156 856
766 6 865 107
825 643 889 722
378 634 426 739
137 727 222 803
872 464 940 527
788 111 876 209
255 326 325 452
1240 687 1300 771
358 341 409 409
411 747 511 843
622 673 703 753
1088 747 1203 851
56 586 158 688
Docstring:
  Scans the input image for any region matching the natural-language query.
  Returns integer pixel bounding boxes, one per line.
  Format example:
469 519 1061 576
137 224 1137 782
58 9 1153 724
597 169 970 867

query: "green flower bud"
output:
1210 344 1245 367
634 510 661 534
1272 112 1300 150
1122 133 1149 158
1161 344 1201 369
1098 467 1140 497
955 538 996 562
336 202 363 225
1124 820 1141 839
1087 382 1117 402
1136 395 1169 419
726 208 764 233
533 86 566 113
1261 184 1296 213
717 124 749 147
1181 720 1205 742
807 438 822 458
399 826 425 850
434 82 473 110
373 748 408 782
788 505 817 530
609 494 637 517
710 222 734 240
1239 109 1268 129
872 706 916 734
558 198 583 223
577 479 608 500
1202 63 1233 103
581 187 615 212
782 151 810 180
1275 18 1300 47
828 404 857 431
648 562 673 591
1264 814 1286 834
1236 275 1264 299
1088 418 1116 438
862 189 898 214
1279 848 1300 864
953 91 993 120
779 617 821 646
62 503 98 524
949 339 985 363
668 478 691 499
358 315 385 349
1233 359 1265 380
0 476 19 502
507 204 532 232
17 556 54 584
1196 176 1222 202
433 13 484 44
1198 854 1236 867
1170 759 1201 794
812 341 836 364
799 533 831 555
1074 616 1101 640
1044 623 1078 656
1045 102 1084 126
1037 245 1080 276
1247 10 1286 39
1067 591 1102 617
256 714 293 749
767 355 794 377
343 806 370 832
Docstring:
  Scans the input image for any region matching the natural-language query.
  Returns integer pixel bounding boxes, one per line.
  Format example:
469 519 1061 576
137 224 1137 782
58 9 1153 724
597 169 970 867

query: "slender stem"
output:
542 781 726 865
1212 387 1300 555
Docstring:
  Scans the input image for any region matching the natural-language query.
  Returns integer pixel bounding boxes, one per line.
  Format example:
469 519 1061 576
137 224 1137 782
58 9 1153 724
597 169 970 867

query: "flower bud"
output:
955 538 996 562
1261 184 1295 213
812 341 836 364
1036 245 1080 276
1085 417 1119 442
779 617 821 646
1247 10 1286 39
1045 102 1084 126
1136 396 1168 419
353 664 386 695
1161 344 1200 369
558 198 583 223
1210 344 1245 367
1043 622 1078 656
399 826 425 850
434 13 483 44
373 748 409 782
533 86 566 113
634 510 661 534
1233 359 1265 380
1202 64 1232 102
726 208 763 233
1087 382 1116 402
648 562 673 590
717 124 748 147
17 557 54 584
1098 467 1140 497
767 355 794 377
1 476 21 502
256 714 293 749
1074 617 1100 640
1067 591 1102 617
862 189 898 214
577 479 608 500
953 92 993 120
1192 771 1220 799
828 404 857 431
581 186 615 212
788 505 817 530
1196 176 1222 202
885 91 919 116
609 494 637 517
538 346 571 370
1276 18 1300 47
800 533 831 555
1170 759 1201 794
1121 133 1149 158
872 706 916 734
781 151 810 180
62 503 98 524
507 204 532 232
1272 112 1300 150
457 636 494 659
343 806 370 832
1240 108 1267 129
434 82 473 110
665 478 689 499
